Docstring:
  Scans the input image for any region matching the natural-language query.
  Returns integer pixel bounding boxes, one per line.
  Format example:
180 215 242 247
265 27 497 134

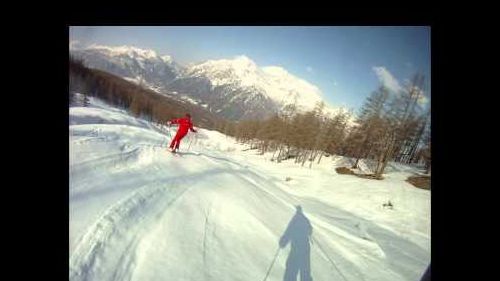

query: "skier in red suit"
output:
167 113 197 152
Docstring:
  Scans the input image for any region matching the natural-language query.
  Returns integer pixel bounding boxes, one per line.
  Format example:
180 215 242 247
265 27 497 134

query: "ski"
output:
169 149 182 157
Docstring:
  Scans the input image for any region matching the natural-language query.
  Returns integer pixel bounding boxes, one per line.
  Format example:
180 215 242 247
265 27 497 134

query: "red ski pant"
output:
169 130 188 150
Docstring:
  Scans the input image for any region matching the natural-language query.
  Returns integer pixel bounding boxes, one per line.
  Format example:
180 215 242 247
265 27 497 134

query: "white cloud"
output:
69 40 81 50
372 66 402 93
372 66 430 105
306 66 314 74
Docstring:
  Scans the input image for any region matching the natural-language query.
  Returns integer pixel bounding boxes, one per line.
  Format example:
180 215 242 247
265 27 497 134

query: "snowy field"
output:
69 97 430 281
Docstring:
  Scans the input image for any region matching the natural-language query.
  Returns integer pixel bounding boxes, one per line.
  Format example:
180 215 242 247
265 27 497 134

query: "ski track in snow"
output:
69 101 430 281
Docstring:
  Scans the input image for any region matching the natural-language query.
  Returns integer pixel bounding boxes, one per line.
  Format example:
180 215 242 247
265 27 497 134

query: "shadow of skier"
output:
279 205 313 281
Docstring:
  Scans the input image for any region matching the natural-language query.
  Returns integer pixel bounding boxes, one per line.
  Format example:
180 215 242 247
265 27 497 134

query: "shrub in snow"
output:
356 174 383 180
383 201 393 209
406 175 430 190
336 167 355 175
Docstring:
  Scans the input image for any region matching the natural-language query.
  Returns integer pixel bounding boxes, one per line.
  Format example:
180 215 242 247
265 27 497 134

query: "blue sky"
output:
70 26 430 111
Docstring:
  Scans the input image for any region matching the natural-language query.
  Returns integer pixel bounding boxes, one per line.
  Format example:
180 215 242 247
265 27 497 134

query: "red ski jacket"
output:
170 117 197 135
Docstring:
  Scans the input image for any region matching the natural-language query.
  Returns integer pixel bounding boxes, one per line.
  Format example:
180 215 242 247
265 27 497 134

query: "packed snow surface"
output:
70 98 430 281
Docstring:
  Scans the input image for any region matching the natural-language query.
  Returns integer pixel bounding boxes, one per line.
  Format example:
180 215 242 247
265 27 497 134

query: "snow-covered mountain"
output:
168 56 335 120
187 56 324 108
70 45 344 120
70 44 184 92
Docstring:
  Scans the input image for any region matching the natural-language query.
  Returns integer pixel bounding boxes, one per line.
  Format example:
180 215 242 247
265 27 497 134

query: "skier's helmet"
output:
186 113 191 118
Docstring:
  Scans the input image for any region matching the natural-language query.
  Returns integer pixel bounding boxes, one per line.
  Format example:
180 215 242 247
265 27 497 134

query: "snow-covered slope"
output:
70 96 429 281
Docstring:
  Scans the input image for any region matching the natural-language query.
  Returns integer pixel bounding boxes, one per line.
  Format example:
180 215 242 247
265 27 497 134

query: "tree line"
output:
222 74 431 177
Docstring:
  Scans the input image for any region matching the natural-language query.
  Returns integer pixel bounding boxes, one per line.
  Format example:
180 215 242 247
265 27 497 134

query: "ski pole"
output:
165 122 173 148
195 131 202 153
159 124 166 148
187 134 194 152
261 247 281 281
312 234 349 281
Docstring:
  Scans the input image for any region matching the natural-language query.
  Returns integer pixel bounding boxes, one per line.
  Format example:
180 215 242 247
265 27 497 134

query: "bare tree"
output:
373 74 426 178
348 86 390 169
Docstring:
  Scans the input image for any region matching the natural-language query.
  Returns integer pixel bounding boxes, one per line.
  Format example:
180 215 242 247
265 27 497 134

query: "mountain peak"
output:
185 55 328 111
194 55 257 71
261 66 290 77
86 44 159 60
231 55 256 66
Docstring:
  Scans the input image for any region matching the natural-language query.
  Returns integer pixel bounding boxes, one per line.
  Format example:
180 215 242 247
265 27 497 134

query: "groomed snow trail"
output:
70 99 430 281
